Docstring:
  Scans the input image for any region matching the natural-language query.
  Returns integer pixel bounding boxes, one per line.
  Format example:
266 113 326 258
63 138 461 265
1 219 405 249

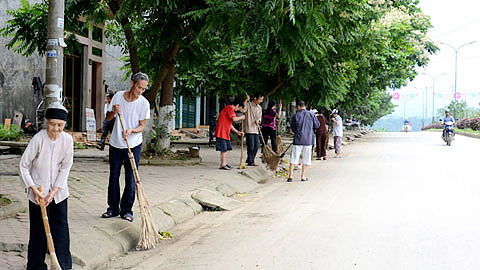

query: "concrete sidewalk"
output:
0 129 372 269
0 143 275 269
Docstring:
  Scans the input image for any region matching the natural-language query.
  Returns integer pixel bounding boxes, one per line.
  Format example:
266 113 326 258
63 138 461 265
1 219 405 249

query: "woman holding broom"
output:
261 100 282 153
19 105 74 270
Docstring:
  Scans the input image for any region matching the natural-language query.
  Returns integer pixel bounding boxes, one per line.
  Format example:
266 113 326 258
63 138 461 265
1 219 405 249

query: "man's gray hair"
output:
131 72 149 84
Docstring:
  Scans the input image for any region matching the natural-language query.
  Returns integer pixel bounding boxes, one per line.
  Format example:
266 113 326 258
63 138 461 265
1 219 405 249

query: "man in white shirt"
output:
101 72 150 222
331 109 343 158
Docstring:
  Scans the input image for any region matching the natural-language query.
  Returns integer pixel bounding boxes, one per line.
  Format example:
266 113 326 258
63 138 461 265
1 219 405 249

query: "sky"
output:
389 0 480 121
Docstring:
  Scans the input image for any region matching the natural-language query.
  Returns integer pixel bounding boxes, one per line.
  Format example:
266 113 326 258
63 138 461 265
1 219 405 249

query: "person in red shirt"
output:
215 98 245 170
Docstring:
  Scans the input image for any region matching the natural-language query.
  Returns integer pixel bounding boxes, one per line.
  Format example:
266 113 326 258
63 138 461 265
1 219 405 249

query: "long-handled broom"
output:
38 187 62 270
118 114 162 250
239 120 246 169
258 124 293 171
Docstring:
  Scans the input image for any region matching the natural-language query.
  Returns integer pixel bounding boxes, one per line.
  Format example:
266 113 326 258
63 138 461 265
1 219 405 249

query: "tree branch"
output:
107 0 140 73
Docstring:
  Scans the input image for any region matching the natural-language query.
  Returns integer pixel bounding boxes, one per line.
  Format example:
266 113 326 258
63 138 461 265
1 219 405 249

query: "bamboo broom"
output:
118 114 162 250
239 120 246 169
37 187 62 270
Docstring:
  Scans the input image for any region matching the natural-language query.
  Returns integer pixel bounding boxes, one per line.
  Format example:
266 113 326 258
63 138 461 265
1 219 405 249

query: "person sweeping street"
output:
101 72 150 222
262 100 282 153
215 98 245 170
97 91 116 151
315 113 328 160
244 93 264 166
287 101 319 182
19 105 74 270
331 109 343 158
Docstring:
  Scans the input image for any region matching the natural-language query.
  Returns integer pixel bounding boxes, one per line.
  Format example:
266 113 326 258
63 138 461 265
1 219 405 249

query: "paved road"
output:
105 132 480 270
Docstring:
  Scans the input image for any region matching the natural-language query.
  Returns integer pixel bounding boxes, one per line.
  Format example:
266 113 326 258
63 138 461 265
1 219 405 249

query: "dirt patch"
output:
0 195 11 207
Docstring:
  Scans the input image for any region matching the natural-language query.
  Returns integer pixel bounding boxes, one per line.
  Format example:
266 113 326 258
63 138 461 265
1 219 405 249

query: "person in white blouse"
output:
101 72 150 222
19 105 74 270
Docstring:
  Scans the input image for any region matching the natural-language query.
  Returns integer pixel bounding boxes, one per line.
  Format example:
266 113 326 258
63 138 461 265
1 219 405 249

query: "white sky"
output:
390 0 480 120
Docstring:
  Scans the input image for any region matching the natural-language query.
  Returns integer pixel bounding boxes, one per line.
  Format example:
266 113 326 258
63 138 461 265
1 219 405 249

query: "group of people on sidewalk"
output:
213 95 344 181
18 72 151 269
17 69 345 268
214 93 274 170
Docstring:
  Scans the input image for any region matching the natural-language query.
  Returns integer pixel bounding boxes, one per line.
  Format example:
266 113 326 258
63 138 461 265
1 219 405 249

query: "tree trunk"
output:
144 42 180 104
152 65 176 152
142 108 154 154
265 67 285 97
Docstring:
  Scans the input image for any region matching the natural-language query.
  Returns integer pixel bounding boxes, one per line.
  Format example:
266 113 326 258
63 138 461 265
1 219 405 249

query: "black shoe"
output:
287 178 293 182
301 178 309 182
96 144 105 151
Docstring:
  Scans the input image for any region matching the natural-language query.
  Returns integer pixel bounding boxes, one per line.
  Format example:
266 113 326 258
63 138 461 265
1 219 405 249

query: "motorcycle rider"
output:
442 110 455 139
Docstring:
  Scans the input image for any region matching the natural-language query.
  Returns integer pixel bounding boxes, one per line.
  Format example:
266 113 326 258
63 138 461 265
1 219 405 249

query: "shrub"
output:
455 117 480 131
421 122 443 130
0 124 24 141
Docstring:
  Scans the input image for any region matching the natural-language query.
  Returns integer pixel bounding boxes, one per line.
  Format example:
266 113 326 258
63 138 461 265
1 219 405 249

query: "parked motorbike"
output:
442 121 455 146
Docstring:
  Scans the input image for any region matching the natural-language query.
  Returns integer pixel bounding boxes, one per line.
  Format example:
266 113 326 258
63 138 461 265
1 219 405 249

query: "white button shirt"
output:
19 129 74 204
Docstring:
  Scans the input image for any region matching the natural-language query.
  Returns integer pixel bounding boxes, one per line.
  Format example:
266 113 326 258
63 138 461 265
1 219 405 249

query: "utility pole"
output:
44 0 65 110
423 73 446 124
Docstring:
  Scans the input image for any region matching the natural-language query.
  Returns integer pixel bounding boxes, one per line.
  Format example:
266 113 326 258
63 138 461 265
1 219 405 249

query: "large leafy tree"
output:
2 0 437 151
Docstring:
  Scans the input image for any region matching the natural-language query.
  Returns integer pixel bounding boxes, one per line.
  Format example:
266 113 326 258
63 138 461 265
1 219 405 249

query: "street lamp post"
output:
440 41 477 119
423 73 446 124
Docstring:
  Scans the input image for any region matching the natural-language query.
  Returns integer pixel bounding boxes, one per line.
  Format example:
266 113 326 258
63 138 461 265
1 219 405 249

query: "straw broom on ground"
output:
258 124 293 171
38 187 62 270
118 114 162 250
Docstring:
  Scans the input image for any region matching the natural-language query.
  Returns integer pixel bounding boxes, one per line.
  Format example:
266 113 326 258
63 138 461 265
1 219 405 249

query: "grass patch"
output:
0 195 11 207
456 128 480 135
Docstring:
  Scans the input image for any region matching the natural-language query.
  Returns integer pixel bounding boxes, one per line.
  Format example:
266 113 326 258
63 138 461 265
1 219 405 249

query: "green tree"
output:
437 100 480 120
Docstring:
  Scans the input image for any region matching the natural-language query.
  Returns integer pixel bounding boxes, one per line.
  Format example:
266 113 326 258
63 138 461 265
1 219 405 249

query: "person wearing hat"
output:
19 105 73 270
331 109 343 158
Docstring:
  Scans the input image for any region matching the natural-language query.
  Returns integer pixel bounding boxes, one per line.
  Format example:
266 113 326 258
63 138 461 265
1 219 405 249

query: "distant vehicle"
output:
442 120 455 146
402 119 412 132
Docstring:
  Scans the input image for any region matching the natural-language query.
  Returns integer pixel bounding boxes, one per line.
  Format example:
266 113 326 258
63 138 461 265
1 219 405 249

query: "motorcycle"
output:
401 123 412 132
442 121 455 146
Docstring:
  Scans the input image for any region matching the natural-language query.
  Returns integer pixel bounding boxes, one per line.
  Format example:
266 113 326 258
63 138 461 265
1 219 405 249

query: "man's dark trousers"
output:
108 144 141 216
99 118 115 147
246 133 260 165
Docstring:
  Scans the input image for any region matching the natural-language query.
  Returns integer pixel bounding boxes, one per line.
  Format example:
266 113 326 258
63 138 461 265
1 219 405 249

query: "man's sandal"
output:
101 210 118 218
121 213 134 222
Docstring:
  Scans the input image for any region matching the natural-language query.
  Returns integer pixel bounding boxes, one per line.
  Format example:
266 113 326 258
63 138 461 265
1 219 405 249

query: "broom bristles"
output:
262 145 282 171
135 182 163 250
49 253 62 270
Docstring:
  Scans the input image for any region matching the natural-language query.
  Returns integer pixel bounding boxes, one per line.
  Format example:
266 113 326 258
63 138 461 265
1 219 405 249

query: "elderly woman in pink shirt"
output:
19 106 73 270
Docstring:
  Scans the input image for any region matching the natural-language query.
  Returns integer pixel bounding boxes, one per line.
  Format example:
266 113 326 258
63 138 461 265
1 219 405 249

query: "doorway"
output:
63 55 82 131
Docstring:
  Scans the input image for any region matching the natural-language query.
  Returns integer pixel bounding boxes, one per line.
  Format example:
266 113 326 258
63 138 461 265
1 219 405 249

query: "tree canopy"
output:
1 0 438 131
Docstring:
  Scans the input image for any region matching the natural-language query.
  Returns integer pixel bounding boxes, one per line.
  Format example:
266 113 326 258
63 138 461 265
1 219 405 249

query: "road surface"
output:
104 132 480 270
